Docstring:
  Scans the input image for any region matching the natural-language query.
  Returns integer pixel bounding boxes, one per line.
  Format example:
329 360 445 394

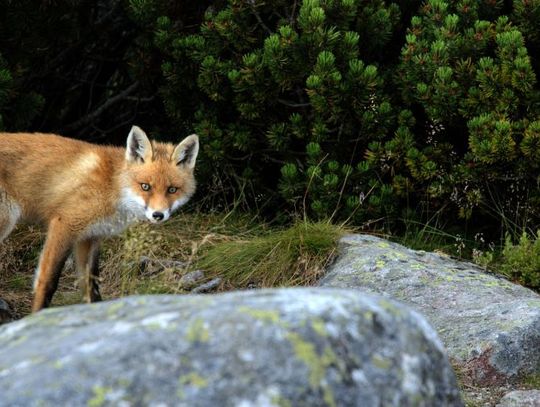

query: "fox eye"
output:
141 183 151 191
167 186 178 194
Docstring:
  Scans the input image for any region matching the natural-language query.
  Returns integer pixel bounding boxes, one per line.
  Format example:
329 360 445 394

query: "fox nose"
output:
152 211 164 221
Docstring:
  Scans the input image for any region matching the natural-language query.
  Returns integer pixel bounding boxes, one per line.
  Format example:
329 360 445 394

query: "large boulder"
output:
320 235 540 385
0 288 462 406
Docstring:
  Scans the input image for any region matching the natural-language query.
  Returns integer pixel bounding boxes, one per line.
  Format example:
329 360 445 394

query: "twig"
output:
62 81 140 132
124 95 156 102
290 0 298 25
249 1 273 35
277 98 310 108
86 110 137 140
302 153 329 221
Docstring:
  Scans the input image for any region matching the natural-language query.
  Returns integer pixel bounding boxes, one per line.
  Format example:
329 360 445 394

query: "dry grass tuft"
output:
196 220 345 289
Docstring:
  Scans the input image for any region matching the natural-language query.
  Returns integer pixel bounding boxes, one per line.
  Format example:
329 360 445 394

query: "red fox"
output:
0 126 199 312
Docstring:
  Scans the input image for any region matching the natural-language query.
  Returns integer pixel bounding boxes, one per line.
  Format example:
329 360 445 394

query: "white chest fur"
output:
82 188 147 239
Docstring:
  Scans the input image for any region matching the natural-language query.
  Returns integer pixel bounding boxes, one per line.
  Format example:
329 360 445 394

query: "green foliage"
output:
371 0 540 226
499 231 540 289
520 372 540 389
156 0 401 221
474 229 540 290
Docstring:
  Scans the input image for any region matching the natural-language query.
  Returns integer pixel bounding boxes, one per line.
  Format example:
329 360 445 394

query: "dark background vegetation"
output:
1 0 540 246
0 0 212 140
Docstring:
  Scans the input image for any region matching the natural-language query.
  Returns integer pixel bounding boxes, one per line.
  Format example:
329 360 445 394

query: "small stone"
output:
178 270 205 289
0 298 13 325
139 256 187 274
191 278 222 293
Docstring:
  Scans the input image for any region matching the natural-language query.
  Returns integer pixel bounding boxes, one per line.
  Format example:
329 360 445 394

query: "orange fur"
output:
0 126 199 311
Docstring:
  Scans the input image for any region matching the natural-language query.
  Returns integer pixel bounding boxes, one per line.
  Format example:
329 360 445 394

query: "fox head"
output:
123 125 199 223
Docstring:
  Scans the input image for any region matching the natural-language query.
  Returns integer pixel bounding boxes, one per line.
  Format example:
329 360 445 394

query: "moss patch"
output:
311 319 328 337
286 331 338 407
238 307 281 324
186 318 209 343
179 372 208 388
87 386 112 407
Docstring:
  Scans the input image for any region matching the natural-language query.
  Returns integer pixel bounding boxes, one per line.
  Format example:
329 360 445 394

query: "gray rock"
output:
139 256 188 273
320 234 540 385
0 288 462 406
0 298 12 324
496 390 540 406
190 277 222 293
178 269 205 289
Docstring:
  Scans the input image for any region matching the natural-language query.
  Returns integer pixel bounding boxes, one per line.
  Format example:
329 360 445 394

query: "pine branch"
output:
277 98 310 108
289 0 298 25
248 0 273 35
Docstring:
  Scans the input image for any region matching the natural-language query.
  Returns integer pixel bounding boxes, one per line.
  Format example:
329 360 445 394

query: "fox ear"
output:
172 134 199 169
126 126 153 163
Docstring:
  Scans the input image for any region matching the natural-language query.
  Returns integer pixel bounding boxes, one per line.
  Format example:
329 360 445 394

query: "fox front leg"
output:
32 217 73 312
75 238 102 303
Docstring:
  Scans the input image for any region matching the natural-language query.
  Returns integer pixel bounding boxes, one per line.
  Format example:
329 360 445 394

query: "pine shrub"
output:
155 0 405 221
382 0 540 225
500 232 540 289
154 0 540 229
